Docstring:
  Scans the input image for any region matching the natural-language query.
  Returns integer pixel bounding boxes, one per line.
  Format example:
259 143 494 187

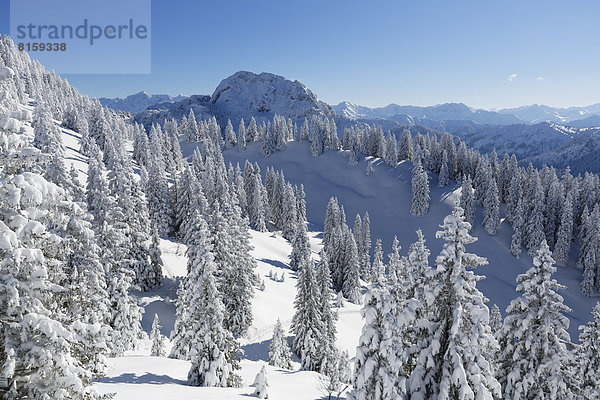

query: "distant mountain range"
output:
333 100 600 127
99 91 188 113
98 71 600 174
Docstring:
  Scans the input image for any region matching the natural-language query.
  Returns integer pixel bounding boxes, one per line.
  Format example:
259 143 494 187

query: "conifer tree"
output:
553 193 574 266
459 175 475 229
289 219 311 271
268 319 292 369
490 304 502 333
224 119 237 149
150 314 166 357
183 211 242 387
398 129 413 161
360 212 372 280
237 119 247 151
408 205 500 399
291 257 323 371
483 178 500 235
317 254 339 376
575 302 600 399
438 149 449 187
410 160 430 216
497 241 575 399
510 197 525 259
350 250 404 400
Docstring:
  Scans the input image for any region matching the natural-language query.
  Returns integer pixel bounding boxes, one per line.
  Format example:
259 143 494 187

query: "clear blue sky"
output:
1 0 599 109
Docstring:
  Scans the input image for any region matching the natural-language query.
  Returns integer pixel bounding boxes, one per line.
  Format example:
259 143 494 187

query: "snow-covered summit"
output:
210 71 335 119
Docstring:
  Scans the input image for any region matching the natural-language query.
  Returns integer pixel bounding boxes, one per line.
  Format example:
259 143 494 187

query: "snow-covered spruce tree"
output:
553 192 574 266
408 205 500 399
341 231 362 304
268 319 292 369
183 211 242 387
371 239 384 283
208 203 255 338
316 253 339 376
438 149 449 187
410 159 430 216
575 302 600 399
224 119 237 149
237 118 247 151
291 257 323 371
497 240 575 399
150 314 166 357
459 175 475 229
360 212 372 281
289 219 311 271
384 134 397 167
148 224 164 289
524 173 546 257
252 365 269 399
349 250 405 400
398 129 413 161
0 122 103 398
510 197 524 259
489 304 502 334
146 124 173 236
281 183 297 240
323 197 340 248
483 177 500 235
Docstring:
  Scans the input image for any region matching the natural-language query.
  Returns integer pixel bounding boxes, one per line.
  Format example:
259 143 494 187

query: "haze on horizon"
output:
1 0 598 110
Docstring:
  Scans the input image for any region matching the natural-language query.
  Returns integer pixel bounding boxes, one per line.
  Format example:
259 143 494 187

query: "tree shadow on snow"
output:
98 372 187 385
241 339 270 362
258 258 291 271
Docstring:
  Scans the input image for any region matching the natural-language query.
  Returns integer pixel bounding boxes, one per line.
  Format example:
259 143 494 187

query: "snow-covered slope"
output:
209 141 596 339
99 91 188 113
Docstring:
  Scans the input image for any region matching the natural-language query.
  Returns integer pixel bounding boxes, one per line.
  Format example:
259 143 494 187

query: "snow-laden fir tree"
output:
360 212 372 281
398 129 413 161
291 257 323 371
497 240 575 399
252 365 269 399
150 314 166 357
371 239 383 283
408 204 500 399
317 253 339 376
483 177 500 235
341 231 362 304
459 175 475 229
349 248 405 400
438 149 449 187
224 119 237 149
289 219 311 271
510 197 524 258
489 304 502 334
575 302 600 399
553 192 574 266
237 118 247 151
524 173 546 257
410 159 430 216
146 124 173 235
183 211 242 387
384 134 398 167
0 123 104 398
268 319 292 369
